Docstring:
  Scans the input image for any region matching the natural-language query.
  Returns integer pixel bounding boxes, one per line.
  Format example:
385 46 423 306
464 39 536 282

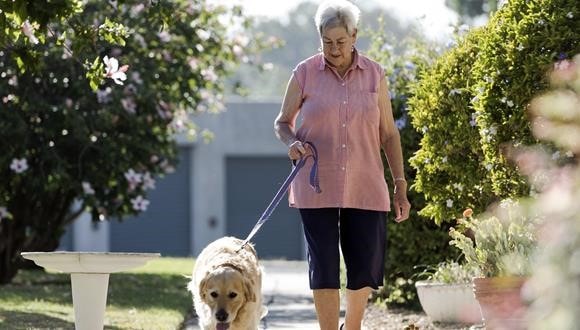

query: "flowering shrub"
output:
0 0 271 283
409 0 580 224
449 201 538 277
364 19 460 308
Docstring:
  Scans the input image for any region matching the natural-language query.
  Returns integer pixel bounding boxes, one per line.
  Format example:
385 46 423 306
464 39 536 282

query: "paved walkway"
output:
184 260 344 330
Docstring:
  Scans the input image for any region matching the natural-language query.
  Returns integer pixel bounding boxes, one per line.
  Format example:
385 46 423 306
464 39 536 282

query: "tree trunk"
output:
0 190 77 284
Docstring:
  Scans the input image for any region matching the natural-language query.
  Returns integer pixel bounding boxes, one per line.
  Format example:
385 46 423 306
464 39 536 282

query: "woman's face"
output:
320 26 357 71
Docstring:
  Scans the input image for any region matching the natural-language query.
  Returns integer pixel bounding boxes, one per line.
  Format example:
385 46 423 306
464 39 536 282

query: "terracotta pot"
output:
415 281 483 324
473 276 528 330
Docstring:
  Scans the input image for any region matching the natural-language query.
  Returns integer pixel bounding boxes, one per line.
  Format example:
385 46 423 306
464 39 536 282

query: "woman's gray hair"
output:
314 0 361 35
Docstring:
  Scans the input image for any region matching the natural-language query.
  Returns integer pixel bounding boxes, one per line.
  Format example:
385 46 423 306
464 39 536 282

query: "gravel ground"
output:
363 304 486 330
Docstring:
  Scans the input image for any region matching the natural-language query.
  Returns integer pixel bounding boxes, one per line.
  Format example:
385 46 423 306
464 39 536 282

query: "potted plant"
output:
449 201 538 330
415 261 483 324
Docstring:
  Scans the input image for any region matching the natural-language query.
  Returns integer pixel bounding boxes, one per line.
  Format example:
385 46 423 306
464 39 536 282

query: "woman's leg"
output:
313 289 340 330
340 208 387 330
344 287 372 330
299 208 341 330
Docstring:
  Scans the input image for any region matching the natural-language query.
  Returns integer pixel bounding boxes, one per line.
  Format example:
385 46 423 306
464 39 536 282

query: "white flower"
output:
103 56 128 85
142 172 156 190
453 183 464 191
516 44 524 51
442 156 448 163
469 113 478 127
187 57 200 71
566 12 573 19
201 67 218 82
160 159 175 174
422 126 428 133
131 195 150 211
446 199 453 208
0 206 12 221
21 20 39 45
485 163 493 171
507 100 514 107
121 97 137 114
124 169 143 189
131 72 143 85
157 31 172 42
82 182 95 195
130 4 145 17
552 151 561 160
565 151 574 158
170 109 189 131
449 88 462 96
156 100 172 119
96 87 112 103
10 158 28 173
196 29 211 40
395 117 407 130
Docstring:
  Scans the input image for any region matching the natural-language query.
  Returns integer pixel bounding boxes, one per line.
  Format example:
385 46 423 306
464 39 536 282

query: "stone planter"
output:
415 281 483 324
473 276 528 330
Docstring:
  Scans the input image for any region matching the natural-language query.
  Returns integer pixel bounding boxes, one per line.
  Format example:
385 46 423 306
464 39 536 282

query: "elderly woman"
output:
274 0 410 329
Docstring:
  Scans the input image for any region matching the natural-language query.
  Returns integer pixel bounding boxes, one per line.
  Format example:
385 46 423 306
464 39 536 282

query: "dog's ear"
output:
199 276 209 301
243 277 256 302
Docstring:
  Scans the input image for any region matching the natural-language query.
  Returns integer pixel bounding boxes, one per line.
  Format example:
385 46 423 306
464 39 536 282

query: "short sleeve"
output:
292 61 306 96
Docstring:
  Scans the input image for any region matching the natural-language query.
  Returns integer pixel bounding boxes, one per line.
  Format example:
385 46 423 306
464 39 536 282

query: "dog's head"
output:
198 265 256 329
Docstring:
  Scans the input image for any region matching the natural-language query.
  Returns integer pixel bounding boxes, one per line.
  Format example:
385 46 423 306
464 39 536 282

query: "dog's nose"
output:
215 309 228 322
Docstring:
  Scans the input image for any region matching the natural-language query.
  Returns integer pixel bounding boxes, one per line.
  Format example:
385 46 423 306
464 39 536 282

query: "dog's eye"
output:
228 292 237 299
210 292 218 298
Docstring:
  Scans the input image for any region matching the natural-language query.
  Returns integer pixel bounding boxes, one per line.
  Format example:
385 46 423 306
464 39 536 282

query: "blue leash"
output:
239 142 322 250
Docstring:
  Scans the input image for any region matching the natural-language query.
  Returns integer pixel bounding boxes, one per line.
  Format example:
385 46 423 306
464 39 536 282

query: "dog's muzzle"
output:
215 309 230 329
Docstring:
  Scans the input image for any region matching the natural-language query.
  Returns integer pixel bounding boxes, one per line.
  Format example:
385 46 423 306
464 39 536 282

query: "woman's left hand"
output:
393 182 411 222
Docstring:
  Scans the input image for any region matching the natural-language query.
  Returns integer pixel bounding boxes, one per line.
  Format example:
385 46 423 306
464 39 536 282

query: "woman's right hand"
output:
288 140 307 160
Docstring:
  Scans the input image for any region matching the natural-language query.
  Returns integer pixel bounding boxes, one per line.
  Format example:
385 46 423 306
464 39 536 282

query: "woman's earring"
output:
351 45 355 52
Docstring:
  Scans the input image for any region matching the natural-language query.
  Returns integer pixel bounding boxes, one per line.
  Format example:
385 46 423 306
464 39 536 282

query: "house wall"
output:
60 101 306 260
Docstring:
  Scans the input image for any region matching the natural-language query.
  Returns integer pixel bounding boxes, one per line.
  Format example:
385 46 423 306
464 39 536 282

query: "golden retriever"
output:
188 236 267 330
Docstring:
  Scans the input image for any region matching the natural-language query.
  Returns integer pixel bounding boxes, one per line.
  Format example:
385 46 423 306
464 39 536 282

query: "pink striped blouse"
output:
288 50 390 212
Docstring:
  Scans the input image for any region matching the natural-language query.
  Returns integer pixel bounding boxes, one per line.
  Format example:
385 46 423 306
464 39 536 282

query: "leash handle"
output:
239 142 321 249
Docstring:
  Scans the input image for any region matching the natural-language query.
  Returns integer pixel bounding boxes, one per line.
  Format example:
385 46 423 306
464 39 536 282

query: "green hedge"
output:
409 0 580 224
364 22 460 308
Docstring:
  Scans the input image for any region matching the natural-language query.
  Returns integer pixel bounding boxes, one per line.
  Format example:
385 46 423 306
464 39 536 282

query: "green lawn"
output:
0 257 194 330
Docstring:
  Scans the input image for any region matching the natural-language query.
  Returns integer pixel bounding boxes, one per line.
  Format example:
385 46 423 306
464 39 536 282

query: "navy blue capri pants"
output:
299 208 387 290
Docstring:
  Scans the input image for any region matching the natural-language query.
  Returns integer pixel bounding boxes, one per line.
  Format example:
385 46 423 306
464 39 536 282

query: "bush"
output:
409 0 580 224
364 20 460 308
0 0 270 284
449 201 538 277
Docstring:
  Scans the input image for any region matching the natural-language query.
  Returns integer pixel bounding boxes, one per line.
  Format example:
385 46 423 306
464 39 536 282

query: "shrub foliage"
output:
0 0 267 284
409 0 580 224
364 20 460 308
